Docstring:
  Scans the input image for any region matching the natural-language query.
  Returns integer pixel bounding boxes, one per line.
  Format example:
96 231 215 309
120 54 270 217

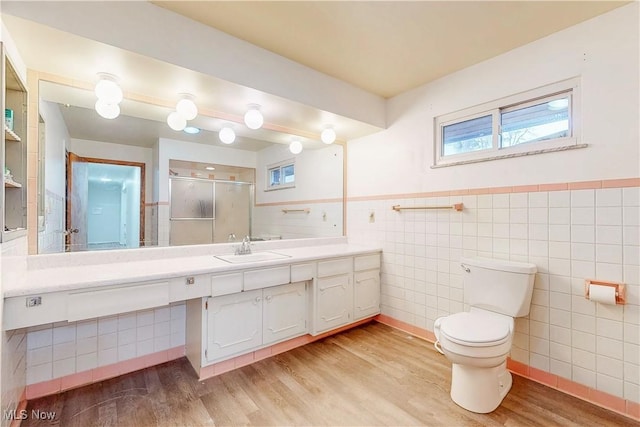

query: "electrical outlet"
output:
369 211 375 223
26 296 42 307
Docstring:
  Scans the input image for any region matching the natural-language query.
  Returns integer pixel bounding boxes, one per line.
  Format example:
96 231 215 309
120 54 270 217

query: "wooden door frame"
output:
66 153 146 249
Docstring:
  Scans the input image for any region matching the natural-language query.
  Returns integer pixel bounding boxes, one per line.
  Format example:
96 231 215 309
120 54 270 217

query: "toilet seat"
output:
439 311 510 347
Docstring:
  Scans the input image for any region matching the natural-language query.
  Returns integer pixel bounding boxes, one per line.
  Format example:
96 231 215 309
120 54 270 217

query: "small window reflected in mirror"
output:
267 160 295 191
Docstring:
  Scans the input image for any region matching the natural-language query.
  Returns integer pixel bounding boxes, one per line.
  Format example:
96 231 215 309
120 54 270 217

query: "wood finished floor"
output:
23 322 635 427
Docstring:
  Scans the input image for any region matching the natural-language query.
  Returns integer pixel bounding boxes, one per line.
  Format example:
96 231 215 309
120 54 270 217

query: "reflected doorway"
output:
66 153 145 252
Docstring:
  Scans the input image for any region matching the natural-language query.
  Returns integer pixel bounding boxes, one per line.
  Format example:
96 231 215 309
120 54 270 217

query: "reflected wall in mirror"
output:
36 79 344 254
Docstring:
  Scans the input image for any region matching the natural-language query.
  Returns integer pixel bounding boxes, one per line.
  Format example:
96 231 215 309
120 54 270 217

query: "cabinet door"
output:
206 289 262 362
263 282 307 345
315 273 353 334
354 269 381 320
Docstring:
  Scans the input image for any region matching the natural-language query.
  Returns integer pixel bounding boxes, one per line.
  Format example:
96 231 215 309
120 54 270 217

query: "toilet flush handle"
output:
460 263 470 273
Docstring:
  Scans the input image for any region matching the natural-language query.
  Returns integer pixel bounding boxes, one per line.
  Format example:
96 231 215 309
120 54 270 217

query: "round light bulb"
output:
321 128 336 144
167 111 187 131
176 97 198 120
289 140 303 154
95 77 123 104
219 127 236 144
95 100 120 119
244 106 264 130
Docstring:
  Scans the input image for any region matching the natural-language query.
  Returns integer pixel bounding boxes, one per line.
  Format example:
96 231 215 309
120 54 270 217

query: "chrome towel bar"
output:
392 203 463 212
282 208 311 214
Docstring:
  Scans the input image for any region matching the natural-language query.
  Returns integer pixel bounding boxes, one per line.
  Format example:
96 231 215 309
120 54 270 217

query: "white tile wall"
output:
157 204 170 247
347 187 640 403
37 190 65 254
252 202 343 240
24 303 186 385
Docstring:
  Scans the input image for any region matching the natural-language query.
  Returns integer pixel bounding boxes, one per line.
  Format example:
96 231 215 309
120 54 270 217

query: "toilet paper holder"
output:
584 279 626 305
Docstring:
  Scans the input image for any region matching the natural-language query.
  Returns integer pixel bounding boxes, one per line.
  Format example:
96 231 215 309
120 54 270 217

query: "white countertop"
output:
4 242 381 298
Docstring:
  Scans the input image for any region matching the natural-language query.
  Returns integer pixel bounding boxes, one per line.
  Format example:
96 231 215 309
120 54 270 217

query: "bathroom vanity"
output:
3 238 381 379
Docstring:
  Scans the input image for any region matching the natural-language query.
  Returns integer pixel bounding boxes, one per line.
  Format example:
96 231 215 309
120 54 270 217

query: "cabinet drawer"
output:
169 274 211 302
291 263 314 282
317 258 352 277
67 282 169 322
354 254 380 271
211 273 243 297
244 266 290 291
3 292 68 330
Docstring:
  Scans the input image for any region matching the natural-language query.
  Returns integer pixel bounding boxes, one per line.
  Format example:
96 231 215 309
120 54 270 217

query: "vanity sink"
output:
215 251 291 264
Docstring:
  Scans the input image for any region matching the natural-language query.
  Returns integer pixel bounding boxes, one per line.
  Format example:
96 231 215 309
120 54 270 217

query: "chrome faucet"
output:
235 235 252 255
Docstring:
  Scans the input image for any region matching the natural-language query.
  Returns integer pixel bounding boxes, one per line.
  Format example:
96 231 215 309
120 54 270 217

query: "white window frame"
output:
265 158 295 191
434 78 581 167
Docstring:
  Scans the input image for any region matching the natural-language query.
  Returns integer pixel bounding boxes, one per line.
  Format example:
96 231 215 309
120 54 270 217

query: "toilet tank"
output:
460 257 537 317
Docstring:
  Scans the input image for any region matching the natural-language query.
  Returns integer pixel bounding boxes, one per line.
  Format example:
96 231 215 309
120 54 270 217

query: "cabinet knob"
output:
265 295 272 302
254 296 262 304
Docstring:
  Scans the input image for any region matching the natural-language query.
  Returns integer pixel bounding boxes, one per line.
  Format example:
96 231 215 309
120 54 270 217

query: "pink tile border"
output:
602 177 640 188
375 315 639 422
506 358 529 377
529 367 558 388
60 370 92 391
539 182 568 191
26 346 185 400
376 314 437 342
233 352 255 369
9 390 28 427
512 185 539 193
568 180 602 190
627 401 640 419
557 376 590 400
347 177 639 202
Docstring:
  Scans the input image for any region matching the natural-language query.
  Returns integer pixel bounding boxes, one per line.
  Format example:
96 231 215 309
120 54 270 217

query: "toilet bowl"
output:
433 257 537 414
434 308 515 413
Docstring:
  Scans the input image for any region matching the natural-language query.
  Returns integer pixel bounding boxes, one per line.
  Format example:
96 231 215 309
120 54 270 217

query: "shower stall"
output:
169 176 253 246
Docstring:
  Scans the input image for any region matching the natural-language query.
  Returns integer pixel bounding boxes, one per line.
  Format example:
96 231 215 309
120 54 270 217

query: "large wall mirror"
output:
36 79 345 254
2 11 384 256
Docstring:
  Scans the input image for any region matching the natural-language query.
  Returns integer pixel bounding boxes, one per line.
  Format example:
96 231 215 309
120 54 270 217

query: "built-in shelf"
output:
4 179 22 188
4 125 21 142
2 48 28 242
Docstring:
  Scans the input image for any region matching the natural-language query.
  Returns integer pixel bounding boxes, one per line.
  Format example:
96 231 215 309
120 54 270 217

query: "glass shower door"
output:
169 178 214 246
213 181 252 243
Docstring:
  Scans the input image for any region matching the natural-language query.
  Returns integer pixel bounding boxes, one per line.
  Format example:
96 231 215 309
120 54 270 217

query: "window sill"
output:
431 143 588 169
265 184 296 192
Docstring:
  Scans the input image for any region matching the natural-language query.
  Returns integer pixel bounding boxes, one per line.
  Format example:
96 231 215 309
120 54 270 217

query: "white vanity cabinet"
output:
353 254 381 320
312 258 354 334
202 281 308 363
262 281 307 345
205 288 264 361
187 262 312 366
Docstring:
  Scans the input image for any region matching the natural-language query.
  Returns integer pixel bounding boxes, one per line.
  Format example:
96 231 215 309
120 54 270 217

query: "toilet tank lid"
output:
460 257 537 274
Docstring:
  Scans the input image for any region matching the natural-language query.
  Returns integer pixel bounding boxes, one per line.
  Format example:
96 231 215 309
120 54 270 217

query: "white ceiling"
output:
153 1 629 98
1 1 628 150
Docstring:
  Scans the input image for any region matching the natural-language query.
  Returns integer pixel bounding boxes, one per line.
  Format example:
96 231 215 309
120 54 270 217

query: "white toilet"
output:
434 257 537 413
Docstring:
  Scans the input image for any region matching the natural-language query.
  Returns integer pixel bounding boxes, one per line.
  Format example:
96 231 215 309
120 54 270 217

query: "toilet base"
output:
450 361 512 413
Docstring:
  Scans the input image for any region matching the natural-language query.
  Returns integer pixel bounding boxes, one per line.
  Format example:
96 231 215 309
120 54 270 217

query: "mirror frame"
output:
27 71 348 255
